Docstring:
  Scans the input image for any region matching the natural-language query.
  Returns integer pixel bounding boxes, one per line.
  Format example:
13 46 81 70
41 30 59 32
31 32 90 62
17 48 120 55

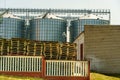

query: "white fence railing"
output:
0 56 89 78
46 60 89 77
0 56 42 72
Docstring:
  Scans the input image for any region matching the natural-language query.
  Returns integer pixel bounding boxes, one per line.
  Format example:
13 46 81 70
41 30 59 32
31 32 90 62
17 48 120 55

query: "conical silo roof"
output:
2 13 21 19
79 14 103 20
36 13 63 20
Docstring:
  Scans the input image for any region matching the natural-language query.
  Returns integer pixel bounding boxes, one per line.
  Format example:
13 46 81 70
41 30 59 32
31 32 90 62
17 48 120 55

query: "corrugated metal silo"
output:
30 13 67 42
0 13 24 39
70 14 110 42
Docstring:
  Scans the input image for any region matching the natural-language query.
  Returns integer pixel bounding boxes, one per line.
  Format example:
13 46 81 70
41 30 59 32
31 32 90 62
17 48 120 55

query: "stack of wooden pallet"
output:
67 43 76 60
43 41 59 59
0 38 77 60
43 42 51 59
9 38 26 55
34 41 43 56
50 42 60 59
26 40 35 56
17 38 26 55
0 38 8 55
59 43 76 60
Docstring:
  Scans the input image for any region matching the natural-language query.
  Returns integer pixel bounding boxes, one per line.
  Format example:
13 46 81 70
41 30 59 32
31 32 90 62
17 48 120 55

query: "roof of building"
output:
73 31 84 42
79 14 103 20
2 13 21 19
36 13 63 20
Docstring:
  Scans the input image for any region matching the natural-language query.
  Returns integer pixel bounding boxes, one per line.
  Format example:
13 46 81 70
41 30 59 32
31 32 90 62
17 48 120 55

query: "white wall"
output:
74 32 84 60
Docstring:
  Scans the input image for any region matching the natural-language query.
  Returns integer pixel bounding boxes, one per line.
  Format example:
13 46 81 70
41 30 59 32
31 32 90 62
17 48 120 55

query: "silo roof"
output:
2 13 21 19
79 14 103 20
36 13 63 20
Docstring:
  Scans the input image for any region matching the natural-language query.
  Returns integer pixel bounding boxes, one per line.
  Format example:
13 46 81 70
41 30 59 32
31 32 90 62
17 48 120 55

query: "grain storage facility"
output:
0 13 24 39
0 8 111 79
70 14 110 42
74 25 120 73
0 8 111 42
29 13 67 42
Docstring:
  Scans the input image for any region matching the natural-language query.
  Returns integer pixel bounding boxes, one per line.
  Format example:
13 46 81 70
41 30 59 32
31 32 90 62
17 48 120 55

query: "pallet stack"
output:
0 38 77 60
59 43 76 60
43 41 59 59
17 38 27 55
4 40 9 55
50 42 60 59
26 40 35 56
9 38 26 55
34 41 43 56
0 38 8 55
67 43 76 60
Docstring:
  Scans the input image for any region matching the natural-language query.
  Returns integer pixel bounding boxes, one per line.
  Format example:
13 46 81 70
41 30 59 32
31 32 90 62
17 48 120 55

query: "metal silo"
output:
30 13 67 42
70 14 110 42
0 13 24 39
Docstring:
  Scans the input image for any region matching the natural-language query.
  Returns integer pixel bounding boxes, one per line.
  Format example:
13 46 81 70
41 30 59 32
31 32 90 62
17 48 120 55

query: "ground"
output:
90 72 120 80
0 75 43 80
0 72 120 80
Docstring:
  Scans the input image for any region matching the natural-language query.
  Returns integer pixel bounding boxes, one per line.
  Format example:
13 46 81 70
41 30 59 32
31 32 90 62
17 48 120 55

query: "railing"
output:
0 56 90 80
45 60 89 77
0 56 42 72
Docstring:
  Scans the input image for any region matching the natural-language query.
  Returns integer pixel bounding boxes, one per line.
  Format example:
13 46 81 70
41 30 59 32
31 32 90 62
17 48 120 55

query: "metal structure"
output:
0 56 42 72
70 14 110 42
0 9 8 17
0 8 111 41
0 12 24 39
45 60 88 76
0 56 90 80
0 8 111 20
0 56 44 77
30 18 67 42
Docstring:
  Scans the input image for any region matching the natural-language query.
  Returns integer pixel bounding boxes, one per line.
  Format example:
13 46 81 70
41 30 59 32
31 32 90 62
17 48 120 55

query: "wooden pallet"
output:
0 39 9 55
59 43 76 60
9 38 27 55
26 40 43 56
43 41 60 59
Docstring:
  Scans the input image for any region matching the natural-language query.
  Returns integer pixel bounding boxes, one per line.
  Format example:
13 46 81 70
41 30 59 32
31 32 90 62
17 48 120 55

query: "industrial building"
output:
0 8 111 42
0 8 111 79
70 14 109 42
74 25 120 73
0 12 24 39
29 13 67 42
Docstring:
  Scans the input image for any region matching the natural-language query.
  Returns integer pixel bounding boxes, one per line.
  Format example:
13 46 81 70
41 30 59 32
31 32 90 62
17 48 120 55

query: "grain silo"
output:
70 14 110 42
0 13 24 39
29 13 67 42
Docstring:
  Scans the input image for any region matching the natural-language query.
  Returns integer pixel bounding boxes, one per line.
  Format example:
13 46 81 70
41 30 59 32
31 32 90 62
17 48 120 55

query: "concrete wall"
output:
74 32 84 60
84 25 120 73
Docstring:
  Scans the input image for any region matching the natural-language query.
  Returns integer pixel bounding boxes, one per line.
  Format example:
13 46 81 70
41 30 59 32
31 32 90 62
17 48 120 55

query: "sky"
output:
0 0 120 24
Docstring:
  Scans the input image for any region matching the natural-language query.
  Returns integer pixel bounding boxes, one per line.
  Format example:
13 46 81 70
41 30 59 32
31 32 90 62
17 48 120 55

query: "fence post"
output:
87 61 90 80
42 56 45 78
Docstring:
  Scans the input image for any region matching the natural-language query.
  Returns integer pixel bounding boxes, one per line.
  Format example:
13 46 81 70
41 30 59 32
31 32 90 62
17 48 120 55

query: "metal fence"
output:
0 56 90 80
0 56 42 72
45 60 89 77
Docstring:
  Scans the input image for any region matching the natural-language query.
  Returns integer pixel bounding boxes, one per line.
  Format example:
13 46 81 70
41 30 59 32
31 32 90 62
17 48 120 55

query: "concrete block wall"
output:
84 25 120 73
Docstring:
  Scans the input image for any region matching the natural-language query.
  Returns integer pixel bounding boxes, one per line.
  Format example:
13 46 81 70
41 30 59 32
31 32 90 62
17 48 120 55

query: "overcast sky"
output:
0 0 120 24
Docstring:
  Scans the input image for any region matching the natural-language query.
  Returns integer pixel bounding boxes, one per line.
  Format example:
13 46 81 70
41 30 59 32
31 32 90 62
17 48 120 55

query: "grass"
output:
0 75 43 80
90 72 120 80
0 72 120 80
